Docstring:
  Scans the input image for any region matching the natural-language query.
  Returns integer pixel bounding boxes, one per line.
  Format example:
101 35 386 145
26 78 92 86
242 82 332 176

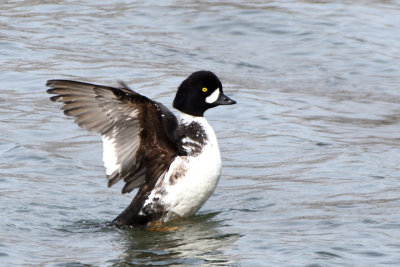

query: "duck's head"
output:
173 70 236 117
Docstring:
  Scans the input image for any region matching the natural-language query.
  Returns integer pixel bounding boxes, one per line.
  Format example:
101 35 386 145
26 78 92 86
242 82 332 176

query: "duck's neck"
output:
180 112 205 124
179 112 218 148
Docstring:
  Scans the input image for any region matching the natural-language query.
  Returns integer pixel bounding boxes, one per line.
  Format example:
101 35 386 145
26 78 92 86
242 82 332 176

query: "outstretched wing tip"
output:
46 79 69 87
48 95 59 102
46 80 55 87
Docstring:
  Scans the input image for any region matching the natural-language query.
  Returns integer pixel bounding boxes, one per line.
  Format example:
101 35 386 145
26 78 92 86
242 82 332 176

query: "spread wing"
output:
47 80 178 193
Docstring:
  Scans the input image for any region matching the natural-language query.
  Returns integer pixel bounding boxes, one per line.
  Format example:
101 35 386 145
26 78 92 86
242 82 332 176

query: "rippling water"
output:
1 0 400 266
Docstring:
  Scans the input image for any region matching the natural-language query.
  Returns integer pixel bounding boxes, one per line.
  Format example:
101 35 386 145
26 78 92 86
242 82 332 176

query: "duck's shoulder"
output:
175 114 217 156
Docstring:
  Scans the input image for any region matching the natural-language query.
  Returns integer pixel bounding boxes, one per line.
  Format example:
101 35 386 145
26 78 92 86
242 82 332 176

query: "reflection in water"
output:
113 213 240 265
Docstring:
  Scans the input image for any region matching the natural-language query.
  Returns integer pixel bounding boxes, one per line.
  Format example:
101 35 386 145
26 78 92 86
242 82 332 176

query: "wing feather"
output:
47 79 178 193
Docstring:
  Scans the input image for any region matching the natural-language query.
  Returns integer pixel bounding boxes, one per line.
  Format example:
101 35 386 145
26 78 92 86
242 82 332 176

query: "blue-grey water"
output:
1 1 400 266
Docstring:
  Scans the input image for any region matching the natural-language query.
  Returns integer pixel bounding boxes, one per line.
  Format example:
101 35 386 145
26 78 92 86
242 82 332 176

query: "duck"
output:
46 70 236 227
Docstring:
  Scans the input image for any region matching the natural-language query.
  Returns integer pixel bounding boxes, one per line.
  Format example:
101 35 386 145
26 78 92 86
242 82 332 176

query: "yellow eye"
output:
202 87 208 92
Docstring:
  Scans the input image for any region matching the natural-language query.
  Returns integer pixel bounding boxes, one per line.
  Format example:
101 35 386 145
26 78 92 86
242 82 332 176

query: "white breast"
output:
150 114 222 219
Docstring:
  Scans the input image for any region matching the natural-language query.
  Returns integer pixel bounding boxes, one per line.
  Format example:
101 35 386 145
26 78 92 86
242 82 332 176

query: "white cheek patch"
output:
205 88 220 104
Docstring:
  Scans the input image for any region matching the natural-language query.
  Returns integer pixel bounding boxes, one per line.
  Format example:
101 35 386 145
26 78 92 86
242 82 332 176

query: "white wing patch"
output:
205 88 220 104
101 109 140 177
102 132 120 176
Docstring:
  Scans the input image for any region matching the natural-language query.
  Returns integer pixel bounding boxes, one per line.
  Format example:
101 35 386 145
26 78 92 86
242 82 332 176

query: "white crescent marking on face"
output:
205 88 220 104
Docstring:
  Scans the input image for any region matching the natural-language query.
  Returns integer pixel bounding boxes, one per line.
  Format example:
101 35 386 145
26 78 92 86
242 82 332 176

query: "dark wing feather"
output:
46 79 178 193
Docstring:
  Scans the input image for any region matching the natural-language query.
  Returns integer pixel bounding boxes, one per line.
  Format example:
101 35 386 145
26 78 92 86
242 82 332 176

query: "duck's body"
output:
47 71 235 226
145 114 222 219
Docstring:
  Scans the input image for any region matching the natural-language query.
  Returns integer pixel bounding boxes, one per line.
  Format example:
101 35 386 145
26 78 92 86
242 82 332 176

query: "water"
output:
1 0 400 266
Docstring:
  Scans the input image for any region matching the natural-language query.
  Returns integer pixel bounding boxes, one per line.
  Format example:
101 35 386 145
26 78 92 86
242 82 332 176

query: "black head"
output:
173 70 236 117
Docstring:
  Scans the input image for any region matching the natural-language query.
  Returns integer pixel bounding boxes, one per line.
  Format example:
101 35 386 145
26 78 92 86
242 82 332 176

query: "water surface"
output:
1 0 400 266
